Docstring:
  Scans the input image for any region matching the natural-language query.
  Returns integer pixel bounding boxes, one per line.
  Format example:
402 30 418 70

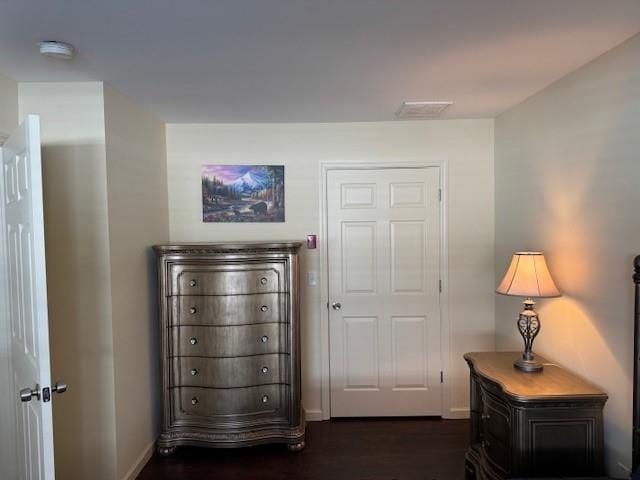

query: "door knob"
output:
332 302 342 311
20 386 40 402
52 382 67 394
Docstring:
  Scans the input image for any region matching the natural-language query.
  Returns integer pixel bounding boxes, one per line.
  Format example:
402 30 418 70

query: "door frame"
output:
318 160 450 420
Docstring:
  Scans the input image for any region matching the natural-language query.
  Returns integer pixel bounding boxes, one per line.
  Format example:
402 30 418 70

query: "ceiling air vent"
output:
395 101 452 119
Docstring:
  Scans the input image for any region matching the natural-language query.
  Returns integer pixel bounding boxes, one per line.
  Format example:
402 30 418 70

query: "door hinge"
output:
440 371 444 383
438 188 442 202
439 279 442 293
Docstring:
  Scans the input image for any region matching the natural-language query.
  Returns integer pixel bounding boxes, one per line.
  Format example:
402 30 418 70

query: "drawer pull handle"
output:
189 279 197 287
190 368 198 376
191 397 198 405
189 337 198 345
261 366 269 374
260 305 268 312
262 395 269 403
482 413 490 421
482 439 490 448
261 335 269 343
260 277 268 285
190 307 197 314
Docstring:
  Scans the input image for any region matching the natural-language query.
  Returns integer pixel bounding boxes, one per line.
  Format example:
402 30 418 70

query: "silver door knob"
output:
52 382 67 394
261 366 269 374
20 386 40 402
190 337 198 345
261 335 269 343
332 302 342 311
190 368 198 376
189 307 197 314
189 279 197 287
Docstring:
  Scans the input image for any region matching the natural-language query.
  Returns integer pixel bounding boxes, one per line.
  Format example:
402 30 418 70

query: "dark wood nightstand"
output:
464 352 608 479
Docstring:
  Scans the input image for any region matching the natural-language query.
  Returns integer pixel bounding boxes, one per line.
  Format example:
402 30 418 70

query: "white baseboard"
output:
304 409 324 422
304 408 464 421
444 407 470 419
121 439 156 480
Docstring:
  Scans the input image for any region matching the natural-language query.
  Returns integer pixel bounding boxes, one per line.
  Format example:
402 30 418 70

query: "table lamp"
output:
496 252 561 372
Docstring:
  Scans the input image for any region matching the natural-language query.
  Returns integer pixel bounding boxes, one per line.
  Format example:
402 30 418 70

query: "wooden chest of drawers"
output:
153 242 305 454
464 352 607 479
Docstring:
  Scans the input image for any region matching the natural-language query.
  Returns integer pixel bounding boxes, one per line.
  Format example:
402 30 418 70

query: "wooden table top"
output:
464 352 608 402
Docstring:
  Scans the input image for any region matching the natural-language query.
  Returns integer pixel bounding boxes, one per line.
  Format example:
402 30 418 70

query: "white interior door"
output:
327 167 442 417
1 115 55 479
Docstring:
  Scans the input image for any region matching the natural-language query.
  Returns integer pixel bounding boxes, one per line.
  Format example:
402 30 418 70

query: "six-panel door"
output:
327 167 442 416
1 115 55 479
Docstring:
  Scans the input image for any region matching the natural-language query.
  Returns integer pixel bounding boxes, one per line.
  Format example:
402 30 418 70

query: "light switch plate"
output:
307 271 318 286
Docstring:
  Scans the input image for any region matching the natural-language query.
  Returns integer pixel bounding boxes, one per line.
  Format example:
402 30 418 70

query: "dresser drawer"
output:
482 433 511 476
482 392 511 444
169 263 286 295
172 385 286 420
169 294 285 327
170 354 289 388
169 324 286 357
481 392 512 474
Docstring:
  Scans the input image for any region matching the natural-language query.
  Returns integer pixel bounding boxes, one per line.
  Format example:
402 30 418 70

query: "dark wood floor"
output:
137 418 469 480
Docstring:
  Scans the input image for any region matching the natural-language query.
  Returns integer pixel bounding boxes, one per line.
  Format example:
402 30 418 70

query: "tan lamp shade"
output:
496 252 561 298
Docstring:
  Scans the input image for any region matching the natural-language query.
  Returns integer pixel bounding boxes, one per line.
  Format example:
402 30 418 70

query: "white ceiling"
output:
1 0 640 123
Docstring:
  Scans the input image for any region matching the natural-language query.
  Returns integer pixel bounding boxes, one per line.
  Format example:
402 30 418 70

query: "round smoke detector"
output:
39 41 75 60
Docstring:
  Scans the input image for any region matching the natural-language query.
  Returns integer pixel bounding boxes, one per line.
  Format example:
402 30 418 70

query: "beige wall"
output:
166 120 496 417
0 72 18 136
103 85 169 479
19 82 118 480
495 34 640 477
19 82 169 480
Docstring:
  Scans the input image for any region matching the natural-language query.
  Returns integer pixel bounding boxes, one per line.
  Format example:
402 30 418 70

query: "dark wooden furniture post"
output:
464 352 607 479
633 255 640 475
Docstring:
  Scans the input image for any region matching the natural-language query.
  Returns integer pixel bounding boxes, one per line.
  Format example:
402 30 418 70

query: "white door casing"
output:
1 115 55 479
327 166 442 417
0 129 18 480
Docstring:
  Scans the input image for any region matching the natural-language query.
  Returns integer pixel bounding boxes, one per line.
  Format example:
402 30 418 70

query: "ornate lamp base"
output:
514 298 544 373
514 356 543 372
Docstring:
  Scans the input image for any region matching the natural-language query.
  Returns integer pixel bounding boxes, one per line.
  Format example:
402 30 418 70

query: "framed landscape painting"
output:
202 165 285 222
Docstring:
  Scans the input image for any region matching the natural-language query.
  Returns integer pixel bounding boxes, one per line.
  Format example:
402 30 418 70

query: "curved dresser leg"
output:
157 445 177 456
465 458 476 480
287 440 306 452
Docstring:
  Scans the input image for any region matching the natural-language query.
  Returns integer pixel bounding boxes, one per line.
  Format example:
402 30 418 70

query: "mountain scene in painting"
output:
202 165 285 222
